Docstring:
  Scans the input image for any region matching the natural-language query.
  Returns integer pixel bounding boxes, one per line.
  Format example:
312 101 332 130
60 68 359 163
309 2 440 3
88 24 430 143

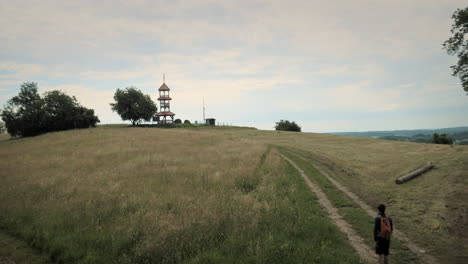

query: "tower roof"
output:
159 83 170 91
156 111 175 116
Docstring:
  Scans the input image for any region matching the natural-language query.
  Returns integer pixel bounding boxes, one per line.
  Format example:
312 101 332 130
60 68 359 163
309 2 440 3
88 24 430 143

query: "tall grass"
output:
0 127 362 263
199 127 468 263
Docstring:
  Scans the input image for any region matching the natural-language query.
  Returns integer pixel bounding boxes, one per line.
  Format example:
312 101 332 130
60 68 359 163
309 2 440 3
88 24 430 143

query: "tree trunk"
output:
395 163 434 184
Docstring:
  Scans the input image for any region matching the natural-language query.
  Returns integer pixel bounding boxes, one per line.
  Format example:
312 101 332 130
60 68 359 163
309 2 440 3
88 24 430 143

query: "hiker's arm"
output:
390 217 394 232
374 217 379 241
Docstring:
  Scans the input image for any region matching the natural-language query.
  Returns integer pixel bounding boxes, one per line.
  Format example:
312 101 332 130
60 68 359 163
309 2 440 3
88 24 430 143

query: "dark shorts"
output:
375 238 390 255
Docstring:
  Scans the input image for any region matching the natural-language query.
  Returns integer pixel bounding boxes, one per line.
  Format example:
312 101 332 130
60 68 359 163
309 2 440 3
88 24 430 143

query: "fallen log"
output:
395 163 434 184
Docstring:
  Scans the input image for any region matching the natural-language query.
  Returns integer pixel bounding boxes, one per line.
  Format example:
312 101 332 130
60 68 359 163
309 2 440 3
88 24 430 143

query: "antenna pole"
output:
163 73 165 83
203 98 206 121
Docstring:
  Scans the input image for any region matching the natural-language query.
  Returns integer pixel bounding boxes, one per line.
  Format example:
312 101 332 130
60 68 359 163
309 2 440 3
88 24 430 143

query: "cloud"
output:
311 63 386 80
1 0 467 132
80 70 147 80
0 62 45 79
325 81 401 111
2 0 457 60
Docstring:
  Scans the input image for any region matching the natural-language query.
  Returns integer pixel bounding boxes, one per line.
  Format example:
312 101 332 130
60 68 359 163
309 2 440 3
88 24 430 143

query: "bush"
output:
1 82 100 137
174 119 182 124
432 133 453 145
275 120 301 132
184 120 191 124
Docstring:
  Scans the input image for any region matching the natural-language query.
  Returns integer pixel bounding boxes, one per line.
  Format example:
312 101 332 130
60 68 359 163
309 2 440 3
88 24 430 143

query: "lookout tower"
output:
156 75 175 123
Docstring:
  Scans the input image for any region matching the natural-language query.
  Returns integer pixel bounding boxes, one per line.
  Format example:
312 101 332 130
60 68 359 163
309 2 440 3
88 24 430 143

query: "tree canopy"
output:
1 82 100 137
0 119 5 134
43 90 100 131
432 133 453 145
110 87 157 126
275 120 301 132
443 6 468 94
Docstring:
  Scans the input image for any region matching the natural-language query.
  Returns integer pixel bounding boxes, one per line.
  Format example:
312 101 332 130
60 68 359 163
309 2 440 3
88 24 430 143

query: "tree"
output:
43 90 99 131
275 120 301 132
0 119 5 134
432 133 453 145
443 6 468 94
110 87 157 126
1 82 46 137
1 82 99 137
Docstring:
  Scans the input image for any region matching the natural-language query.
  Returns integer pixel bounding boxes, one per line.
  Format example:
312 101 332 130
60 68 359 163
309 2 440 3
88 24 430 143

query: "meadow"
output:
202 127 468 263
0 127 363 263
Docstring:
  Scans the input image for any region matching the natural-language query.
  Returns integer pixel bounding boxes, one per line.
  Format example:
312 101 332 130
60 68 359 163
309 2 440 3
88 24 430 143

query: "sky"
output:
1 0 467 132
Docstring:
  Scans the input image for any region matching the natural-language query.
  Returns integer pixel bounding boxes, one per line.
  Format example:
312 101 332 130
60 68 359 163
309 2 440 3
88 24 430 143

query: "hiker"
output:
374 204 393 264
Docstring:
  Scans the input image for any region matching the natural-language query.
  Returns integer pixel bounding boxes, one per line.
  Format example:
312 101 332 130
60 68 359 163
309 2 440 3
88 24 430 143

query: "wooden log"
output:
395 163 434 184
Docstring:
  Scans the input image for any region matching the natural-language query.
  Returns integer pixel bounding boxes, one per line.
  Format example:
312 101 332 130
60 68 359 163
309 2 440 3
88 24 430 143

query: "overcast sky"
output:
1 0 467 132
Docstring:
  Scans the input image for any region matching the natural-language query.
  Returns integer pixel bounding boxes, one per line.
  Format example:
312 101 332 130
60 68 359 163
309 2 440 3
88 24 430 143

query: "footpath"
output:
281 153 439 264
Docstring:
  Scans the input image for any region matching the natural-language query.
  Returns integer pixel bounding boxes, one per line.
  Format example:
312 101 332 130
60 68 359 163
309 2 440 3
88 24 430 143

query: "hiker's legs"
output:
378 255 384 264
378 255 389 264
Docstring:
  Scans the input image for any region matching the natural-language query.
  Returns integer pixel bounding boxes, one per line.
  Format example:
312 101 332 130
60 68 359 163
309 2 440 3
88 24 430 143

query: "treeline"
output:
332 127 468 138
1 82 99 137
379 132 468 145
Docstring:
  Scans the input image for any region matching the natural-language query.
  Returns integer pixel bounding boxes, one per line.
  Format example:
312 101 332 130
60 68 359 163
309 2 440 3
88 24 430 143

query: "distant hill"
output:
328 126 468 145
329 126 468 138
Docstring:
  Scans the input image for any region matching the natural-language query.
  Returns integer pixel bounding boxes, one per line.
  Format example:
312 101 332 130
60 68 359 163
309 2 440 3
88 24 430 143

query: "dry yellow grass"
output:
0 127 362 263
0 127 266 261
3 125 465 263
196 127 468 263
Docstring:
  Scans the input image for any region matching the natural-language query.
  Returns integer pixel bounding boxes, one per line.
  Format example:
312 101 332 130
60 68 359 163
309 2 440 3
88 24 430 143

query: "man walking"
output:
374 204 393 264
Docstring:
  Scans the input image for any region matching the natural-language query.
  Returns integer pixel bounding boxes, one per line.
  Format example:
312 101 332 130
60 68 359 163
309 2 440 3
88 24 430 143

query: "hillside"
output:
329 126 468 138
0 127 362 263
202 127 468 263
1 126 467 263
329 126 468 145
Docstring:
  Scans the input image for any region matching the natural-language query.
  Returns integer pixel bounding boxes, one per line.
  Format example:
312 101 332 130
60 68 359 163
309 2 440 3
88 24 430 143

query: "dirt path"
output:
281 154 378 264
289 152 440 264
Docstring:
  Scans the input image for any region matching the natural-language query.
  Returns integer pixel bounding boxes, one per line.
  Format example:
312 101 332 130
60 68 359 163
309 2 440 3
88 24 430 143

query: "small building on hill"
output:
206 118 216 126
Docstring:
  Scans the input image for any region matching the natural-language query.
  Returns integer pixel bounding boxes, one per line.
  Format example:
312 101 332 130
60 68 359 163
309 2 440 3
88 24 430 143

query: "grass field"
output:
0 127 363 263
1 126 466 263
199 127 468 263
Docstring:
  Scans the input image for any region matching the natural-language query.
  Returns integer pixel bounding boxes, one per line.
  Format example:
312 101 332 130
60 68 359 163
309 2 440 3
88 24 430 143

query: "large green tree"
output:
1 82 100 137
110 87 157 126
1 82 47 137
43 90 100 131
443 6 468 94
